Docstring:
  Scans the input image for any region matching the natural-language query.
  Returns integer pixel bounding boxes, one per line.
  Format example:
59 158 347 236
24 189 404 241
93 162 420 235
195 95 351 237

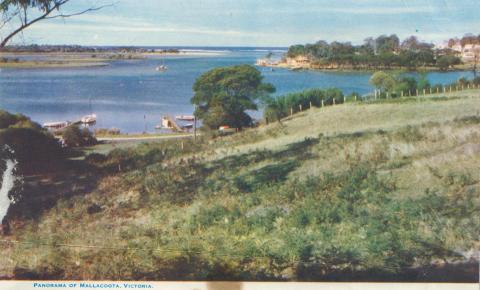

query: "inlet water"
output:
0 48 474 133
0 159 17 222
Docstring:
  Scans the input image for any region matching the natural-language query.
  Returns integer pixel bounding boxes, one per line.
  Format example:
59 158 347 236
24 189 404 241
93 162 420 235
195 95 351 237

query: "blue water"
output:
0 48 475 133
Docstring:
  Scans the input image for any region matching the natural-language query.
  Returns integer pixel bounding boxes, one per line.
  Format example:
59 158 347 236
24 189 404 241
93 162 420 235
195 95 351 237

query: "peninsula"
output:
258 34 479 72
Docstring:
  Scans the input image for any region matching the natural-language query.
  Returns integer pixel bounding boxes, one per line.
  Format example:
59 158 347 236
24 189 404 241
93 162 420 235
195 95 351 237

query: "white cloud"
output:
318 6 435 14
28 15 269 38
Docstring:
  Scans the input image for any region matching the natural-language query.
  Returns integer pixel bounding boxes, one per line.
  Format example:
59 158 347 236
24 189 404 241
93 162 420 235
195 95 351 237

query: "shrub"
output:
0 111 63 173
0 127 63 173
62 125 96 147
264 88 344 122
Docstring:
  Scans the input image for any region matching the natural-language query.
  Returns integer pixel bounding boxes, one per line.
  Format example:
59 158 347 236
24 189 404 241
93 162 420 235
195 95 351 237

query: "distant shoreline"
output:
259 61 473 73
0 50 226 69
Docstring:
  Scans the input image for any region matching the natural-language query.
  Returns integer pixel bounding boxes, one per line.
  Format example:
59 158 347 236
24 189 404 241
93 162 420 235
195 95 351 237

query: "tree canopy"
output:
286 34 461 70
369 71 395 92
191 64 275 130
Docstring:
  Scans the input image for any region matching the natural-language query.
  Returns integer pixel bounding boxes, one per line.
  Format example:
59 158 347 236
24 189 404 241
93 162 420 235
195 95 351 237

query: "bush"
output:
0 127 63 173
0 110 40 130
62 126 96 147
62 126 83 147
436 55 461 71
264 88 344 122
0 110 63 173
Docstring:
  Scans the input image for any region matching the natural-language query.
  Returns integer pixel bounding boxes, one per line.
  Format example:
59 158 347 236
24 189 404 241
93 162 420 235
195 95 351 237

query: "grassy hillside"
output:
1 91 480 281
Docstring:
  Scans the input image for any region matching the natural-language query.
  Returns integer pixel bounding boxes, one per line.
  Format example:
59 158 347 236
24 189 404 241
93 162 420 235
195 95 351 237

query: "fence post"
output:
321 99 324 107
343 96 346 103
429 88 432 94
401 91 404 97
416 89 419 96
309 101 312 109
333 98 336 105
290 107 293 116
299 104 302 111
423 89 426 96
354 95 357 102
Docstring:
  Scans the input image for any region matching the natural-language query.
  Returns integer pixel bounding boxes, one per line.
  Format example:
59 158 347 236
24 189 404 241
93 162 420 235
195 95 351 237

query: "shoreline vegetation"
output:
267 61 473 72
259 34 478 72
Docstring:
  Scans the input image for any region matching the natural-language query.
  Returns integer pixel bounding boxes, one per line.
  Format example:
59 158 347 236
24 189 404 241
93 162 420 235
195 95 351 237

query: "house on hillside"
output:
462 44 480 62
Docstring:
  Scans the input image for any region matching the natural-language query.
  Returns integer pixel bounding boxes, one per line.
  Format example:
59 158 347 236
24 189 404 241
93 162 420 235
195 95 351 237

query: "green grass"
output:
2 91 480 281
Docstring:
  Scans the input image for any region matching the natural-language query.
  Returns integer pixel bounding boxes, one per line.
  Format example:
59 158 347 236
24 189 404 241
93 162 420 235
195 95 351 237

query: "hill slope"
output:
2 92 480 281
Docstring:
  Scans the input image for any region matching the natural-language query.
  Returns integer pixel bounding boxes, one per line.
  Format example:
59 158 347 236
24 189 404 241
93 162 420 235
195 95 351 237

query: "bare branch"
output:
0 10 20 31
45 3 116 20
1 0 114 48
1 4 60 47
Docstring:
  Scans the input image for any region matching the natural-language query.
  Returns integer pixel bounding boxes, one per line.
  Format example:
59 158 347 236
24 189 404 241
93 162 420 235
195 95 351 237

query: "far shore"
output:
0 50 227 69
260 59 476 73
0 60 109 68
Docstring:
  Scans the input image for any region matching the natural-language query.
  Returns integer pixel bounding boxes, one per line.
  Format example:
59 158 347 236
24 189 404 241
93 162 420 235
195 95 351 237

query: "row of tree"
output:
369 71 480 98
448 34 480 47
286 35 461 70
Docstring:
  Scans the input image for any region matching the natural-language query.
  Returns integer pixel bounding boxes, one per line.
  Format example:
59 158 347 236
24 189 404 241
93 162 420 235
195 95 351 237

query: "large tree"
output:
0 0 110 48
191 64 275 130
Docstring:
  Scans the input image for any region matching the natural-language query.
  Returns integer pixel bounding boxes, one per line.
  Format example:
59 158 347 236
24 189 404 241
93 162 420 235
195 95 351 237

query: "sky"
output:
3 0 480 47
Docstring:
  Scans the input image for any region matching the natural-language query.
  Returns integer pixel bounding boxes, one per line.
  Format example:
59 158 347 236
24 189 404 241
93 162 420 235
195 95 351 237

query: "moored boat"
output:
181 123 194 129
175 115 195 121
43 121 70 130
81 114 97 124
156 65 168 72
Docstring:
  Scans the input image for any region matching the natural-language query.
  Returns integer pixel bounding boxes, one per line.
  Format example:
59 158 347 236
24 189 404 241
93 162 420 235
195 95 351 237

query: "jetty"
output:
43 114 96 131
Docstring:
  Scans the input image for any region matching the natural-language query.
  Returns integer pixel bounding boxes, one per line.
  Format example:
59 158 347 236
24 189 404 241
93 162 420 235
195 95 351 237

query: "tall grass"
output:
6 115 480 281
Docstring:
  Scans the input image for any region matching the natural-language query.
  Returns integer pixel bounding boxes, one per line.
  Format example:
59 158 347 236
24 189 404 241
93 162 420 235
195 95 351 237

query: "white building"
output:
462 44 480 62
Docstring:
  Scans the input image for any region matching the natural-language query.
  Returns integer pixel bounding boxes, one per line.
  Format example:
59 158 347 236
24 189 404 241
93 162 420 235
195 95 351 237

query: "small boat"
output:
156 65 168 72
43 121 70 130
81 114 97 124
175 115 195 121
181 123 194 129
